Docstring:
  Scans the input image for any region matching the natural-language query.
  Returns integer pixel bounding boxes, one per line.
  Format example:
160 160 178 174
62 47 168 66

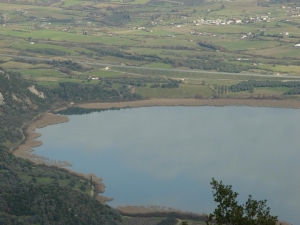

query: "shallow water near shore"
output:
35 106 300 224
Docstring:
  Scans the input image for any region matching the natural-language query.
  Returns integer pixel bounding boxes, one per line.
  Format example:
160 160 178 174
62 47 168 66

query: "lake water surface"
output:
35 106 300 224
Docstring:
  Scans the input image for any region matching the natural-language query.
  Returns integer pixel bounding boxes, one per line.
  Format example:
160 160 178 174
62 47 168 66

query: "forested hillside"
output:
0 145 121 225
0 71 53 144
0 70 141 146
0 70 142 224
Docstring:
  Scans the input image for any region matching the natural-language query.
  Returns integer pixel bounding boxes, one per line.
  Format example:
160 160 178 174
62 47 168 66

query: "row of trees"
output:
229 80 300 93
50 60 83 72
102 77 182 89
25 48 68 56
198 42 227 52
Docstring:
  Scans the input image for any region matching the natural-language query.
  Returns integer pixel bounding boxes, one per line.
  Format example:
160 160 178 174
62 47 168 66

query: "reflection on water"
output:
35 106 300 224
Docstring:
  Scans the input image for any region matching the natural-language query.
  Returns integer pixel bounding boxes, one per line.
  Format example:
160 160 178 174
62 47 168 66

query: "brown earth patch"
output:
117 205 207 222
77 98 300 109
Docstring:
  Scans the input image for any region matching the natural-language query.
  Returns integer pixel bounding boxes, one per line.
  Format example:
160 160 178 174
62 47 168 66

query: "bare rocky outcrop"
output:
0 92 4 105
28 85 45 99
12 93 22 102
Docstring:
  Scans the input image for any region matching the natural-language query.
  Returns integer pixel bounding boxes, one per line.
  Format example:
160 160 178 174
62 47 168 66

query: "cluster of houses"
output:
192 18 240 26
192 15 275 26
40 22 51 29
286 6 300 13
15 8 28 15
133 26 146 30
248 15 273 23
190 31 219 37
281 5 300 17
88 76 100 80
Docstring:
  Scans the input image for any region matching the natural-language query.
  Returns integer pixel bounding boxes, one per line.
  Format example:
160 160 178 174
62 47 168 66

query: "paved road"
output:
1 53 300 79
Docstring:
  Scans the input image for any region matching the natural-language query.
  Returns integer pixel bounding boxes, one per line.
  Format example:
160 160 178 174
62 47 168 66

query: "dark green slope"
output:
0 145 121 225
0 70 136 224
0 71 54 144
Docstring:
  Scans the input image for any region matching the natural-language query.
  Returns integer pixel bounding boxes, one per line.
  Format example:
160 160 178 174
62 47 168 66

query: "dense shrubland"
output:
0 145 121 225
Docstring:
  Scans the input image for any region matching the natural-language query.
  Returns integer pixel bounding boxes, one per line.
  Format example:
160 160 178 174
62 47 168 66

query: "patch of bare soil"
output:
117 205 188 214
122 217 164 225
78 98 300 110
277 221 292 225
117 205 206 221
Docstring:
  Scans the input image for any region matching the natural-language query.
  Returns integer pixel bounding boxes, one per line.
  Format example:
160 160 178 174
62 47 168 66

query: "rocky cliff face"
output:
28 85 45 99
0 92 4 105
0 71 52 144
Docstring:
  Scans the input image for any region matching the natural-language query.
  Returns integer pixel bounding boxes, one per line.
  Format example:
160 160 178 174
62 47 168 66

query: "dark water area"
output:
35 106 300 224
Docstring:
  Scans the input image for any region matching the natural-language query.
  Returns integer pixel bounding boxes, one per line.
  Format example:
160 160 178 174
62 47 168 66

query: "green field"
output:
11 42 78 55
143 62 173 69
215 40 280 51
86 70 122 77
137 84 212 98
0 0 299 99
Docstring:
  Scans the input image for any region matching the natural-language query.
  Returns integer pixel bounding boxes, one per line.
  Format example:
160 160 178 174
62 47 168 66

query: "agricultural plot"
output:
0 61 51 69
0 0 300 99
136 84 212 99
143 62 173 69
215 40 280 51
11 42 78 55
85 70 122 77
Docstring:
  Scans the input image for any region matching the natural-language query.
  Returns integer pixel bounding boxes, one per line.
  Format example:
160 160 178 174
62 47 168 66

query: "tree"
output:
90 175 93 186
206 178 278 225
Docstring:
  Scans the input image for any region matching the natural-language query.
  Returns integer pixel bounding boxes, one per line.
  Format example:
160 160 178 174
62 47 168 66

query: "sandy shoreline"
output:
77 98 300 109
13 113 70 166
12 112 107 197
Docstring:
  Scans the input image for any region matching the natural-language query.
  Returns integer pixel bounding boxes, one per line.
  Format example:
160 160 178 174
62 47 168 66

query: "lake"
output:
35 106 300 224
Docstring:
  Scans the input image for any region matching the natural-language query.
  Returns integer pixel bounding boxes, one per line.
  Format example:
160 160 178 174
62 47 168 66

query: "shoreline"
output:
12 98 300 215
16 98 300 163
13 98 300 185
13 113 70 166
77 98 300 109
12 112 107 198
